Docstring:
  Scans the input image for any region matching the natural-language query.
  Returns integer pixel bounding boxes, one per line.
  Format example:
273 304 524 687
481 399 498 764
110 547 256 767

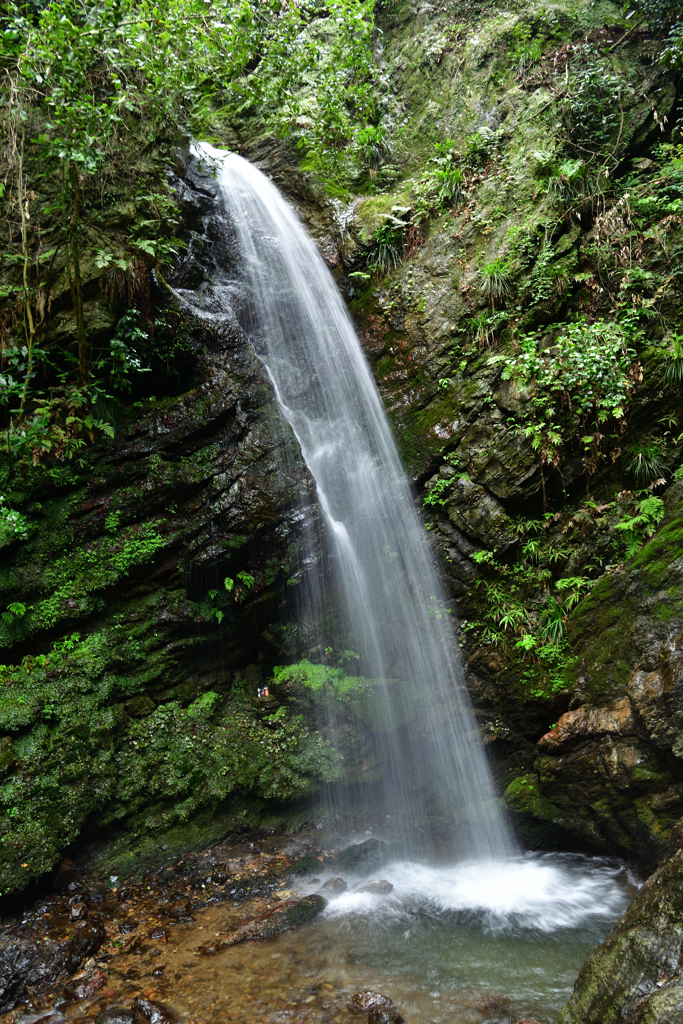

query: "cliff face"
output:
1 0 682 895
0 162 338 895
338 0 683 864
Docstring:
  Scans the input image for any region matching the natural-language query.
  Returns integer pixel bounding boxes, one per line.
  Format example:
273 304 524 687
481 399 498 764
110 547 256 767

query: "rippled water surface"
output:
167 852 637 1024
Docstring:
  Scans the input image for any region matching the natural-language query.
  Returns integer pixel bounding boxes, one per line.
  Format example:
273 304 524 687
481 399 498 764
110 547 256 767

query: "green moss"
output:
0 521 167 647
0 636 341 896
504 773 562 822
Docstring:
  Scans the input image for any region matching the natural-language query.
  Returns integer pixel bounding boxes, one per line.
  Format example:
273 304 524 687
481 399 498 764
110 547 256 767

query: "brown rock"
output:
69 902 88 921
199 894 327 954
320 877 347 895
94 1009 136 1024
358 880 393 895
368 1009 404 1024
537 697 636 752
168 900 193 921
132 997 175 1024
348 991 395 1015
65 916 106 972
66 968 105 1001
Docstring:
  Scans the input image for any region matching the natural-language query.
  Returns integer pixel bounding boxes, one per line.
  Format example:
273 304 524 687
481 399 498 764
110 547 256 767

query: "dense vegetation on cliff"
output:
1 0 683 896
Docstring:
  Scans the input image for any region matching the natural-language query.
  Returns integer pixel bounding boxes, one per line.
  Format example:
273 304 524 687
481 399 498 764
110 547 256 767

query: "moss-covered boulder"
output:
557 844 683 1024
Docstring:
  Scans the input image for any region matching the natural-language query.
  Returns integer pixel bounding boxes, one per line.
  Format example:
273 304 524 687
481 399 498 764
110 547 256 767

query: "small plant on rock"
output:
624 437 670 486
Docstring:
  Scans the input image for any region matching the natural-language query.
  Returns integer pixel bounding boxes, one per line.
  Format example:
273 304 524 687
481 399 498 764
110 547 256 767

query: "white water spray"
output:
186 144 512 858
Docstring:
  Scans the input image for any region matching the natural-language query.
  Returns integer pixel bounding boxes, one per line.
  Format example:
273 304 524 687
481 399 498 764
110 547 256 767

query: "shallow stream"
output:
165 850 637 1024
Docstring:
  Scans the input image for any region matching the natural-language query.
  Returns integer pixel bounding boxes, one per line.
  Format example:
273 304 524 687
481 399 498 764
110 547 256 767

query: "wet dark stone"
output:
66 968 105 1000
358 880 393 895
65 916 106 972
210 894 327 951
320 877 347 895
368 1009 405 1024
289 850 322 875
70 902 88 921
149 929 167 943
118 919 138 934
152 967 164 978
0 932 79 1012
167 899 193 922
53 858 80 893
133 997 175 1024
211 863 229 884
169 900 192 918
348 992 395 1015
94 1008 136 1024
557 848 683 1023
334 839 387 873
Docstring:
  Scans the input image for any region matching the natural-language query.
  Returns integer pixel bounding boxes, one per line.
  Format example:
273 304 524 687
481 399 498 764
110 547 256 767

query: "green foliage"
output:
2 381 115 475
107 310 152 393
370 214 409 271
0 521 166 645
432 140 465 203
272 660 373 699
0 498 31 547
628 0 682 30
1 0 382 472
481 257 512 306
510 21 542 76
493 317 641 476
615 493 665 560
409 138 476 227
423 476 452 507
663 332 683 384
564 48 623 149
0 631 340 894
624 437 670 486
463 517 606 698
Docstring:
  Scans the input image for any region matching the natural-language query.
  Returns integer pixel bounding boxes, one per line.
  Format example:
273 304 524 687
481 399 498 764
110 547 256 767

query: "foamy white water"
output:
182 142 513 859
320 854 635 932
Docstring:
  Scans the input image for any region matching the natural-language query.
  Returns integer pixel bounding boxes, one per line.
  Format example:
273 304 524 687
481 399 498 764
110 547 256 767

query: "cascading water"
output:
188 142 511 859
167 146 639 1023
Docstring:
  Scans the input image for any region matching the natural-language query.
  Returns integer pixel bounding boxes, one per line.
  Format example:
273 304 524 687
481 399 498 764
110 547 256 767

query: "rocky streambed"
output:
0 830 648 1024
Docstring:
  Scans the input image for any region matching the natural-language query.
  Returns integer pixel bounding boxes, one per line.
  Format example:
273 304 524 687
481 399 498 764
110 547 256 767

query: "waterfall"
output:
188 143 513 860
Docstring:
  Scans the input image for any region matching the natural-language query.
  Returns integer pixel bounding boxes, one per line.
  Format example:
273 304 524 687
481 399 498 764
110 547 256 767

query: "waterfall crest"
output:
189 143 513 860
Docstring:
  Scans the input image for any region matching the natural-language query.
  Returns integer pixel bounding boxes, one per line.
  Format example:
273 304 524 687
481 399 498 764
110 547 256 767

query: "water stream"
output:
187 143 510 859
158 845 637 1024
170 146 636 1018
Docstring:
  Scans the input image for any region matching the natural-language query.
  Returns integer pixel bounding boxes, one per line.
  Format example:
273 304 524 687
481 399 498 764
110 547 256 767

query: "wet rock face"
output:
557 848 683 1024
512 483 683 862
0 916 105 1012
199 893 327 952
0 165 326 896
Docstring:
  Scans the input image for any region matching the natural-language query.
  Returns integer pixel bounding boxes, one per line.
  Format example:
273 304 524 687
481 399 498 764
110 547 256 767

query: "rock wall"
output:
558 830 683 1023
0 162 338 895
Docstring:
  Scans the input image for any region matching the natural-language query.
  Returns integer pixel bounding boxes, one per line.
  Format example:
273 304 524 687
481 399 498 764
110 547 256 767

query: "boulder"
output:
198 894 327 953
320 877 348 895
556 848 683 1024
358 880 393 895
334 839 387 873
0 914 106 1012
